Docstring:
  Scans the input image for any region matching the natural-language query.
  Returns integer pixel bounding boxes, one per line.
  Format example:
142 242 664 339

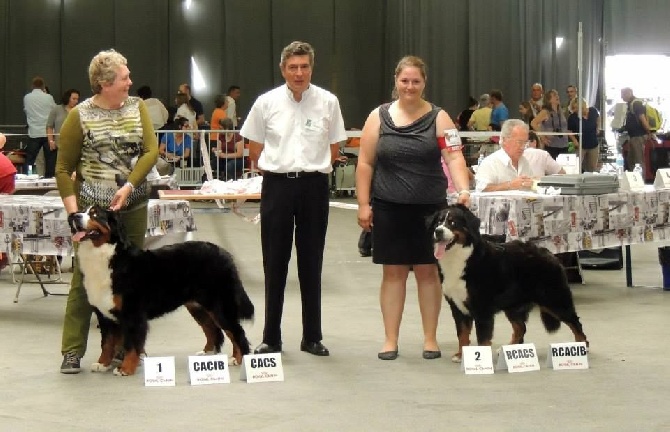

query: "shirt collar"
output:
285 84 312 102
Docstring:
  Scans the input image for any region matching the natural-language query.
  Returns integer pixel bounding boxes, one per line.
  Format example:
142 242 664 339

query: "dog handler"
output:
55 49 157 373
356 55 471 361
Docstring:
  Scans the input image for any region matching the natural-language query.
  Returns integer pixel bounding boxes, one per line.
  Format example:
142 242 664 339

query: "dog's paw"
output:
112 367 131 376
451 353 463 363
91 362 113 372
229 357 239 366
195 350 218 356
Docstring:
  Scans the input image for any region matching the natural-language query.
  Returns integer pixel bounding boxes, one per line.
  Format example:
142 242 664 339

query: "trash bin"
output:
657 247 670 290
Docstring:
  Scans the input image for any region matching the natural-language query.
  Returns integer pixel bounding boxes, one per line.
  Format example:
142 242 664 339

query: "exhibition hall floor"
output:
0 200 668 431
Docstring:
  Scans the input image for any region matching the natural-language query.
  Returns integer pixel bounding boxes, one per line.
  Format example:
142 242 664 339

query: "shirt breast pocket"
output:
303 117 329 138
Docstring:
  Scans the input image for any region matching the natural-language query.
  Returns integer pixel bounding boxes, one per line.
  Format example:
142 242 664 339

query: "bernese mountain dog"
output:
430 204 589 363
69 205 254 376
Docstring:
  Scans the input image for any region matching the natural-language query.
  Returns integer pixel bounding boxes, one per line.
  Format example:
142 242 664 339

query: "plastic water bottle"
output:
615 154 624 177
477 153 485 166
633 163 643 179
27 165 33 176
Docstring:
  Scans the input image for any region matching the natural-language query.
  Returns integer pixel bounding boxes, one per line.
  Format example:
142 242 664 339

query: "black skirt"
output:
371 198 441 265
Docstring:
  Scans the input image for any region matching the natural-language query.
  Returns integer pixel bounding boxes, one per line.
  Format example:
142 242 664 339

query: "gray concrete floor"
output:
1 199 669 432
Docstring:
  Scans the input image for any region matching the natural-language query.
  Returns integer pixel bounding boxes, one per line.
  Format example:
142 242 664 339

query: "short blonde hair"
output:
88 49 128 94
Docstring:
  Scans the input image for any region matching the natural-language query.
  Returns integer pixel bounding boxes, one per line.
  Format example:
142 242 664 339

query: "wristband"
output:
124 182 135 192
457 190 471 196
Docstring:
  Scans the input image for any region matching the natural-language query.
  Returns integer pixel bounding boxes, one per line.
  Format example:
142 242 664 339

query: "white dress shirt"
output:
240 84 347 173
226 96 237 127
523 147 563 177
475 148 534 192
23 89 56 137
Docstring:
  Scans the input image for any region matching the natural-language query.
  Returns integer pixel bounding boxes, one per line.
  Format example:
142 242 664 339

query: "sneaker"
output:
60 351 81 374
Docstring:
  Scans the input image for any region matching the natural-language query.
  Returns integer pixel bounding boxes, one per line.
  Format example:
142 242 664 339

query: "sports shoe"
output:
60 351 81 374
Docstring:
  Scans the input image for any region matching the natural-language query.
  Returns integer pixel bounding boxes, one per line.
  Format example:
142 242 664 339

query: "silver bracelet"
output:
457 190 471 196
124 182 135 192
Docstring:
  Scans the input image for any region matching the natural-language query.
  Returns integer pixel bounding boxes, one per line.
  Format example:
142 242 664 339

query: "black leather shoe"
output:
254 342 282 354
300 340 330 356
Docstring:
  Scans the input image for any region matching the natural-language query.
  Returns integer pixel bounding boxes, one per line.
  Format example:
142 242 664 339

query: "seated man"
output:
159 116 192 164
475 119 536 192
524 130 566 177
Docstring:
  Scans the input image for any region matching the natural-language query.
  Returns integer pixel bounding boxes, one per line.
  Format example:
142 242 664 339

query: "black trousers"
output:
25 137 57 177
260 172 330 345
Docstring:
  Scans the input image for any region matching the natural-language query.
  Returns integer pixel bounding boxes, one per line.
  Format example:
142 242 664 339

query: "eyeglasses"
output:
507 139 531 148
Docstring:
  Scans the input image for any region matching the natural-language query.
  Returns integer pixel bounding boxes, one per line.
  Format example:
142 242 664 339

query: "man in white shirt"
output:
529 82 543 117
524 131 565 177
225 85 241 128
136 85 168 130
475 119 536 192
23 76 56 176
240 41 347 357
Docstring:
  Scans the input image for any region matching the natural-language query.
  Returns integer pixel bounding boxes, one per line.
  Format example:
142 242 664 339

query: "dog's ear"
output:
425 207 447 231
463 206 482 240
106 209 132 247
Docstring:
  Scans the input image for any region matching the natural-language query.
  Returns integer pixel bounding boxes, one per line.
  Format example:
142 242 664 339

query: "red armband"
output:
437 136 447 150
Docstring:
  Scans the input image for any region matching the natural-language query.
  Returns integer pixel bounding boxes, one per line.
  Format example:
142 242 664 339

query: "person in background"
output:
0 133 16 270
565 85 578 116
488 89 509 131
529 82 544 116
356 55 471 361
46 89 81 175
568 98 600 173
531 89 578 160
178 83 205 127
524 130 566 177
23 76 56 176
519 100 535 130
467 93 492 132
226 85 241 128
209 94 229 146
240 41 347 357
0 132 16 194
475 119 535 192
621 87 653 170
456 96 478 131
159 116 192 163
55 49 158 374
175 92 197 131
210 117 244 180
136 85 168 130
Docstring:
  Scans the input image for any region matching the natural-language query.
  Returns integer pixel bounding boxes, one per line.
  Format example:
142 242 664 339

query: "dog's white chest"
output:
440 244 473 315
77 242 117 321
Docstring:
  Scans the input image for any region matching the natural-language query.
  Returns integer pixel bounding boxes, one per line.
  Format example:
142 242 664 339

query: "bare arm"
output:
248 140 263 170
356 108 380 230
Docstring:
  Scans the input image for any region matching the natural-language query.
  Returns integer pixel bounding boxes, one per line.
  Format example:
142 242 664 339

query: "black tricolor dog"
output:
70 205 254 376
430 204 588 362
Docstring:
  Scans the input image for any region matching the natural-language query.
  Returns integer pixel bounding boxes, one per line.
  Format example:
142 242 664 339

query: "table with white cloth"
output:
0 196 196 301
13 175 178 196
470 187 670 286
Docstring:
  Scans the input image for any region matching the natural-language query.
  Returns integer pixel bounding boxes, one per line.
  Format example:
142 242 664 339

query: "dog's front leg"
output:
114 317 148 376
447 299 473 363
91 313 116 372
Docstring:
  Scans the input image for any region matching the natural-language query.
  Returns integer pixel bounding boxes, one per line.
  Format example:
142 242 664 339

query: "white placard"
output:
188 354 231 386
143 356 176 387
460 346 495 375
495 343 540 373
620 171 645 191
546 342 589 370
557 153 579 175
654 168 670 189
240 353 284 383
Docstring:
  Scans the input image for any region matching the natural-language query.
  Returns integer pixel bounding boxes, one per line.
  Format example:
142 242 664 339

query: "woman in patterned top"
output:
55 49 158 374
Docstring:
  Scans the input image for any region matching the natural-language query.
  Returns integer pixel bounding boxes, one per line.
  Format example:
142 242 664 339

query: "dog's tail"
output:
235 285 255 321
540 310 561 333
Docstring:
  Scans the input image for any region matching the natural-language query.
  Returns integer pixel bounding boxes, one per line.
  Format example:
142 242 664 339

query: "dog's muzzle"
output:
434 225 457 259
